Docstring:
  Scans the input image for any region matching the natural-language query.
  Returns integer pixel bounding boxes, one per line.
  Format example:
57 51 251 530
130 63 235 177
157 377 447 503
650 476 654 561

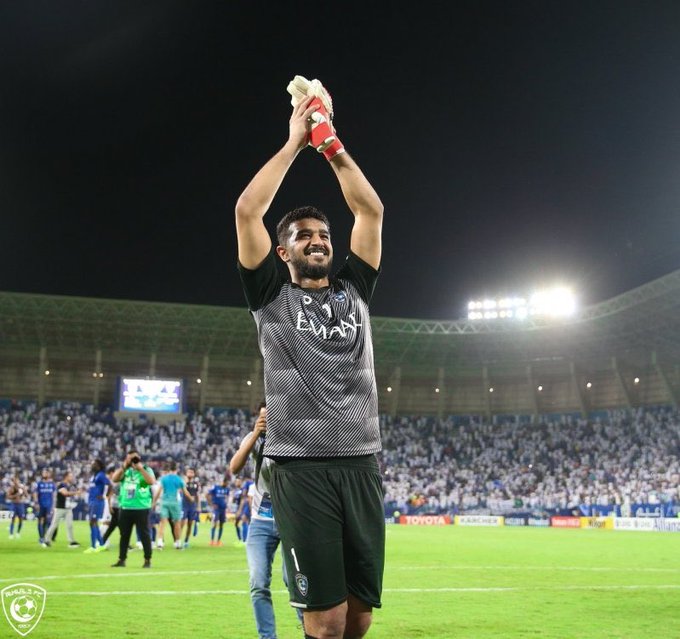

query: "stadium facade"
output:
1 268 679 416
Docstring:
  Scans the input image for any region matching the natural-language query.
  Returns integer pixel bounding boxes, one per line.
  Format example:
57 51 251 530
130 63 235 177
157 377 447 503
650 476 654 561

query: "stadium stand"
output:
1 267 679 416
1 270 678 520
1 403 677 519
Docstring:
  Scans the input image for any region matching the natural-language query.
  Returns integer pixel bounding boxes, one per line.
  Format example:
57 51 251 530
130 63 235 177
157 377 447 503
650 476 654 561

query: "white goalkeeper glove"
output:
286 75 345 160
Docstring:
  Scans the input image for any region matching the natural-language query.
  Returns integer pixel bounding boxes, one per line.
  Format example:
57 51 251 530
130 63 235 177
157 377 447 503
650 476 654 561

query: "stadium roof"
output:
1 268 679 372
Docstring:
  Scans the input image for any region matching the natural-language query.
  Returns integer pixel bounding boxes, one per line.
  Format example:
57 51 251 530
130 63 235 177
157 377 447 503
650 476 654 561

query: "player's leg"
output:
241 512 250 542
217 511 225 545
270 460 349 639
172 507 182 548
37 508 45 542
339 459 385 638
44 508 63 544
102 507 119 545
86 509 98 552
9 506 16 538
210 510 217 545
64 508 77 545
182 508 195 546
157 515 167 549
246 517 278 638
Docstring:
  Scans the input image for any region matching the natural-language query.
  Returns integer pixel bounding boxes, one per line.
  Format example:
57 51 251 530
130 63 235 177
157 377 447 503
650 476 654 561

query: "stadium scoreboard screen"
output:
117 377 184 414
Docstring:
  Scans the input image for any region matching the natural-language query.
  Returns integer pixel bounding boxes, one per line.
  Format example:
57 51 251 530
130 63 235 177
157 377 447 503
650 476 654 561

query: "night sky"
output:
1 2 679 321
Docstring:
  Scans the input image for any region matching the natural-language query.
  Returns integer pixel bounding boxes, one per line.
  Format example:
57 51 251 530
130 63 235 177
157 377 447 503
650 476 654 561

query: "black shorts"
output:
270 454 385 611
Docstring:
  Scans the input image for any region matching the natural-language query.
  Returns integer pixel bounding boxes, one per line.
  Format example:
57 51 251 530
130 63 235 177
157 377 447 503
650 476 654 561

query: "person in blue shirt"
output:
7 475 28 540
238 477 253 544
34 468 56 546
230 477 247 546
181 467 202 548
207 475 230 547
152 461 194 550
84 459 110 553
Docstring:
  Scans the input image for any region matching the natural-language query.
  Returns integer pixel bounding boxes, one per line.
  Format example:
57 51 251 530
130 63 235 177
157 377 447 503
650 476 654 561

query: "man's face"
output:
42 469 49 479
186 469 195 480
281 218 333 280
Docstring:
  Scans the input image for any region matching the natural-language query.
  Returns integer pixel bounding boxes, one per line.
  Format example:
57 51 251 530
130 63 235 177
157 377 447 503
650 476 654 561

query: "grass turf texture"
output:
1 521 679 638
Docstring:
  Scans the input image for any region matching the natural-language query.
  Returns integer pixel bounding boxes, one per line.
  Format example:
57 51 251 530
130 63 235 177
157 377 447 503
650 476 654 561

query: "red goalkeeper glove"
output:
287 75 345 161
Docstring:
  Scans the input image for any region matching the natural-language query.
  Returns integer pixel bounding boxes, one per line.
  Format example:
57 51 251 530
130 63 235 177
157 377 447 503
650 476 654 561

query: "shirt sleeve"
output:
237 248 286 311
335 251 381 304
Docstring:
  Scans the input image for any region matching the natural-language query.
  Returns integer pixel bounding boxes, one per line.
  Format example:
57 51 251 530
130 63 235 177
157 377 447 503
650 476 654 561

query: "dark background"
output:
1 1 679 320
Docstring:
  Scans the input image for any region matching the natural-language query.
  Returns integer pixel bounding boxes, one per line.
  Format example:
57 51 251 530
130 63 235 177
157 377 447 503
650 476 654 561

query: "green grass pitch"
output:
1 520 679 638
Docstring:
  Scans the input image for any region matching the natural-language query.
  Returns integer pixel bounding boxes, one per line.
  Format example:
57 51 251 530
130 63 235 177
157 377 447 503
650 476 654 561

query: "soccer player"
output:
152 460 193 550
235 82 385 638
181 467 201 548
84 459 110 553
229 476 246 546
236 475 253 544
7 474 28 539
34 468 56 546
229 402 304 639
207 475 230 547
44 470 80 547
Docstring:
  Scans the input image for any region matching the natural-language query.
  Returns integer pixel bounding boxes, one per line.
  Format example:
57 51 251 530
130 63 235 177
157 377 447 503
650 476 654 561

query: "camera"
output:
130 455 141 465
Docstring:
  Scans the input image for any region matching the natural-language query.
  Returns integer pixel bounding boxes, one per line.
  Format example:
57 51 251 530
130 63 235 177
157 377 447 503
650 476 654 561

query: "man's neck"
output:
293 275 330 289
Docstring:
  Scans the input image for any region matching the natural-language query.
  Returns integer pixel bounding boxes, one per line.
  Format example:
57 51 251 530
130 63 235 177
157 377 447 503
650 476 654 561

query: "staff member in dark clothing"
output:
101 467 121 548
110 450 156 569
44 470 80 547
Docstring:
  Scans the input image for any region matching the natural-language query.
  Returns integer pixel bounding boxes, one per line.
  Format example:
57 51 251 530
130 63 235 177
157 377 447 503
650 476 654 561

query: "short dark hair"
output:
276 206 330 247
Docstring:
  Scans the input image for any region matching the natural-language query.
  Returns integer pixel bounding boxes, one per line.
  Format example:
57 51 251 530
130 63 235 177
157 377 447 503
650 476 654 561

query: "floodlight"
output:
530 287 576 317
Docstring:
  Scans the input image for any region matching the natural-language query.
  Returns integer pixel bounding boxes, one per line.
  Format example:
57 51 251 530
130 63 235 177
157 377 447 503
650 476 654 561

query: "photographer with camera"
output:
110 449 156 568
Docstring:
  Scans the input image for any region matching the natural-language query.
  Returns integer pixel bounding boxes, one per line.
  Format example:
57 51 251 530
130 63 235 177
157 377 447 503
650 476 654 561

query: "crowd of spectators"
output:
380 407 679 516
1 402 678 517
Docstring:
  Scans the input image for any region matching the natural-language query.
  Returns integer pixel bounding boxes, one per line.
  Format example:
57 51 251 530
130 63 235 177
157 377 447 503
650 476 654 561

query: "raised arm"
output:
229 408 267 475
235 96 319 269
330 149 384 270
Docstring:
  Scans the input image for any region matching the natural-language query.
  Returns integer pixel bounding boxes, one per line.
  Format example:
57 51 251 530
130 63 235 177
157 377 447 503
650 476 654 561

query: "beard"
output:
290 252 333 281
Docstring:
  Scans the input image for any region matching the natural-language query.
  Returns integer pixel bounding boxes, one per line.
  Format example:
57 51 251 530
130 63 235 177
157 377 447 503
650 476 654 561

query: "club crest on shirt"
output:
295 573 309 597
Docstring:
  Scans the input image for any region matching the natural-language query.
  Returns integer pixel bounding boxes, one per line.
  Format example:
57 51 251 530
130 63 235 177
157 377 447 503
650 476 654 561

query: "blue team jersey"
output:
230 486 244 513
88 471 110 504
36 481 56 507
209 485 229 509
241 480 253 515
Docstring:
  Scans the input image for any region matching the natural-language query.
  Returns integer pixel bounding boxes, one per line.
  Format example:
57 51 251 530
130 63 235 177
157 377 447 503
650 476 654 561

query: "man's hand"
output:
253 407 267 438
287 75 345 160
288 96 319 151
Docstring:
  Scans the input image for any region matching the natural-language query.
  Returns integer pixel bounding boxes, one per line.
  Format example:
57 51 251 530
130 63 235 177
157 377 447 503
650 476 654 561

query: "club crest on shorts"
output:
295 573 309 597
2 583 47 637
